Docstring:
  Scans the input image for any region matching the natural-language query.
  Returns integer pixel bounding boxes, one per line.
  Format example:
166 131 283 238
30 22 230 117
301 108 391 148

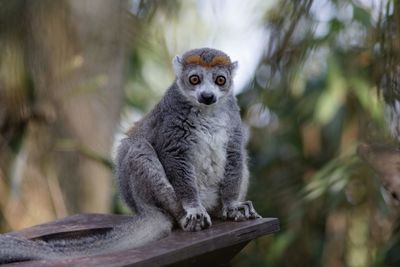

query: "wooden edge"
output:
5 217 279 267
164 241 250 267
130 218 280 267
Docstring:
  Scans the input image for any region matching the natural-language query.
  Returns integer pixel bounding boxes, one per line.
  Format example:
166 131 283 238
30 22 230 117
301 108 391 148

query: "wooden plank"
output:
3 214 279 267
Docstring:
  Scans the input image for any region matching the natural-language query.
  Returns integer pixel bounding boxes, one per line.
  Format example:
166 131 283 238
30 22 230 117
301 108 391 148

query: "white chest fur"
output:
192 113 229 211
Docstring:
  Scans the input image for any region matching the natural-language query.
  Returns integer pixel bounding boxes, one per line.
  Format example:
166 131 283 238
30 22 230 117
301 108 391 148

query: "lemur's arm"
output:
220 125 261 221
161 150 212 231
163 156 200 207
220 126 244 204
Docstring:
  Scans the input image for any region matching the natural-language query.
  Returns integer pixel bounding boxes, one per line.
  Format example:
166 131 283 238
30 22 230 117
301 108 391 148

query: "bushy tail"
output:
0 234 54 263
0 209 172 264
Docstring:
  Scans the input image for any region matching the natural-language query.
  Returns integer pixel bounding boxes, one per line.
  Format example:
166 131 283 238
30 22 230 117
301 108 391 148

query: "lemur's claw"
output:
222 201 262 221
180 206 211 231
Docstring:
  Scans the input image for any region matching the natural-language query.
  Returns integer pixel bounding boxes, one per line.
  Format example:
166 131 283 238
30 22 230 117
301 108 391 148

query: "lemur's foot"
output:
179 206 211 231
222 201 262 221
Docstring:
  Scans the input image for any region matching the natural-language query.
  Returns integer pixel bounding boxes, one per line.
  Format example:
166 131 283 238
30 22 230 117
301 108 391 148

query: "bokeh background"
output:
1 0 399 266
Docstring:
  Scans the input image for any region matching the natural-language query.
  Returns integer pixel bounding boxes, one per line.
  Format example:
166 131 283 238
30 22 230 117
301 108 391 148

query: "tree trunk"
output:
0 0 127 230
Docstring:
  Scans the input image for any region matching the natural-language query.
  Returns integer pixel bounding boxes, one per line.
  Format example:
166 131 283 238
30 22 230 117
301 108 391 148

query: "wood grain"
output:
3 214 279 267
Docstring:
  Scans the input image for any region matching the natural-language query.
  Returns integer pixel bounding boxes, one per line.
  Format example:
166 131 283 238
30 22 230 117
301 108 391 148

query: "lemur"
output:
0 48 260 263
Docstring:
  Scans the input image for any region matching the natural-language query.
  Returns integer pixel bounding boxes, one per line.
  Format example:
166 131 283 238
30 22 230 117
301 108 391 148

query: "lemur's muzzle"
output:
199 91 216 105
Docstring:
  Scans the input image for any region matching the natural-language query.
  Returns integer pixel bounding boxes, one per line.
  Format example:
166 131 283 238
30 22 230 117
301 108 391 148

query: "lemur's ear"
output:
230 61 238 76
172 56 183 76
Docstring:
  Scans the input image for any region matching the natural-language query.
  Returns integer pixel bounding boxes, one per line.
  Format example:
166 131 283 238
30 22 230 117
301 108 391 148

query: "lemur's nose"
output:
199 91 216 105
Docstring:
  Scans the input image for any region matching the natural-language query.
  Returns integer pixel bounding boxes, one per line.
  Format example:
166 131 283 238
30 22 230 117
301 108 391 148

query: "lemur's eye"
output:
189 75 200 85
215 76 226 86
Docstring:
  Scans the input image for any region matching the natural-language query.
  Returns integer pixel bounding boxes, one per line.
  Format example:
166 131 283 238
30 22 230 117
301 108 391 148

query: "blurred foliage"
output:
232 1 397 267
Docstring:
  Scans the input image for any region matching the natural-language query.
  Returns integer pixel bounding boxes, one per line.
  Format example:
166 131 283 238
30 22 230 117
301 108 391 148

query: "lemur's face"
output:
173 48 238 106
178 65 233 105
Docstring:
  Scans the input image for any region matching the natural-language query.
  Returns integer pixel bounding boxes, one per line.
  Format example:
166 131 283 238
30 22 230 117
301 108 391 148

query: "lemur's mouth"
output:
199 99 216 105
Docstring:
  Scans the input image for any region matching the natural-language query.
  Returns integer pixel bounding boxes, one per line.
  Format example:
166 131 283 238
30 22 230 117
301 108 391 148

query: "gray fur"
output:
0 211 172 263
0 48 260 263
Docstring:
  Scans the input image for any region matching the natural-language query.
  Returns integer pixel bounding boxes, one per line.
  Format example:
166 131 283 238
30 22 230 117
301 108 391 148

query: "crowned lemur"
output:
0 48 260 263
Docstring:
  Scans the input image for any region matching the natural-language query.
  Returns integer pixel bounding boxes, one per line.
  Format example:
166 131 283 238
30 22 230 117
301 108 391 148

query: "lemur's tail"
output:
0 234 53 263
0 209 172 264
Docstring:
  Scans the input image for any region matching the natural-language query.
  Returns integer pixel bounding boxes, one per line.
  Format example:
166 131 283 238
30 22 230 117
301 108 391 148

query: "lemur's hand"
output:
222 201 261 221
179 205 211 231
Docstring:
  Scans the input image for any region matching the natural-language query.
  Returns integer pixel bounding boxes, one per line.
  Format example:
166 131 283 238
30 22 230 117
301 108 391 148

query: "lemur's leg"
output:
116 138 184 222
220 127 261 221
118 138 210 231
160 150 211 231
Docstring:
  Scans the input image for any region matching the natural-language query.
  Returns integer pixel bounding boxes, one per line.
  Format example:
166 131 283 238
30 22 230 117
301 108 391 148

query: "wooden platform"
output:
2 214 279 267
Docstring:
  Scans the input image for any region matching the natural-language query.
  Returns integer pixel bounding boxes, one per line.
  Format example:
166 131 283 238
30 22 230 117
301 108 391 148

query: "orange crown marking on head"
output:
210 55 231 66
184 55 231 68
